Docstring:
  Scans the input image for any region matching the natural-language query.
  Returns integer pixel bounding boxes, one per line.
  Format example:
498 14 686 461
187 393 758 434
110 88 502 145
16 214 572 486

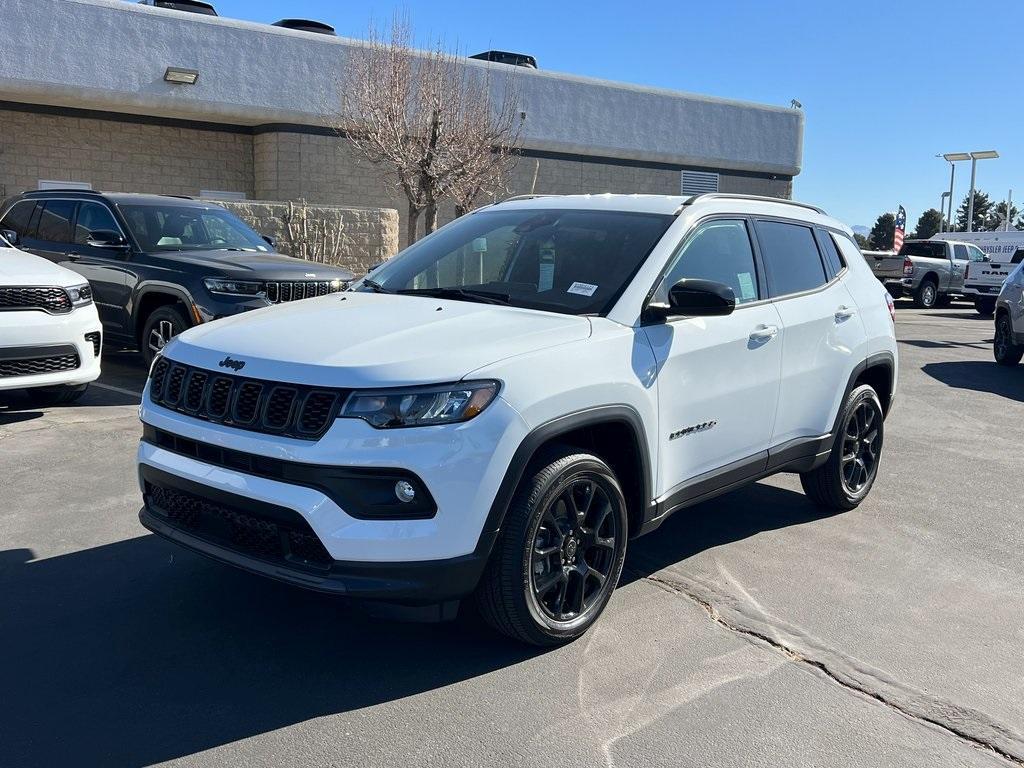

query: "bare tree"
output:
336 14 523 243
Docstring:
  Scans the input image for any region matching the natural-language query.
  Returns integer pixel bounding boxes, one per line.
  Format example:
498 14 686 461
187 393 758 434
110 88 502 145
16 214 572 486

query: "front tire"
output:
994 313 1024 366
475 448 628 646
141 305 190 366
913 279 938 309
800 385 884 510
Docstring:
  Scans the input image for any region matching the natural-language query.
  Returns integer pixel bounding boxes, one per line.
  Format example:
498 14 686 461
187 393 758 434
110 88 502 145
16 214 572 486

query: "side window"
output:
657 219 760 304
967 245 987 262
953 244 969 261
0 201 37 237
36 200 77 243
75 202 121 245
815 229 846 278
1012 249 1024 265
755 220 828 297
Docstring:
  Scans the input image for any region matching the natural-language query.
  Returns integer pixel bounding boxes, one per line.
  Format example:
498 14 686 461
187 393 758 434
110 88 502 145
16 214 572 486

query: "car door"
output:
643 217 783 496
753 219 862 448
949 243 969 292
69 200 133 333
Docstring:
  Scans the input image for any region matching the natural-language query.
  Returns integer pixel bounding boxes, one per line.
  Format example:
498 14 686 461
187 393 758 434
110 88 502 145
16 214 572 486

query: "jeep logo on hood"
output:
218 356 246 372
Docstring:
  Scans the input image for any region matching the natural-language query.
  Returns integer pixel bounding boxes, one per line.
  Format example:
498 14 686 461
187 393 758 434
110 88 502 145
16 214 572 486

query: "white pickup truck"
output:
930 232 1024 315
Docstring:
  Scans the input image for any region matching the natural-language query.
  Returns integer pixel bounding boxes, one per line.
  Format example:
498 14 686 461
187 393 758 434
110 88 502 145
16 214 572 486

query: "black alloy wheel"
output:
530 477 620 622
841 399 881 494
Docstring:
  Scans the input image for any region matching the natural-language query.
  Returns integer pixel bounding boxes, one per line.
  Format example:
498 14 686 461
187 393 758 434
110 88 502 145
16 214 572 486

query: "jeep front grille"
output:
148 358 347 440
0 286 72 313
264 280 344 304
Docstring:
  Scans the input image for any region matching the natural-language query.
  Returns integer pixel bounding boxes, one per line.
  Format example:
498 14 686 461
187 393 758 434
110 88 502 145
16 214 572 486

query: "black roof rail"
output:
23 188 104 197
682 193 827 215
272 18 336 35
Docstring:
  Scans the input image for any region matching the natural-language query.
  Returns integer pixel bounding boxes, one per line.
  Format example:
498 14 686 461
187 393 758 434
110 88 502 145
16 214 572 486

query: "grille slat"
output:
265 280 343 305
0 352 80 378
0 286 72 313
148 360 346 440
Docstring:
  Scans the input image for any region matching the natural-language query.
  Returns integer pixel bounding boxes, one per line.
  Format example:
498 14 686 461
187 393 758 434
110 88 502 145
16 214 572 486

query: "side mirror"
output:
1 228 18 246
367 261 384 273
87 230 130 250
648 278 737 320
262 234 277 249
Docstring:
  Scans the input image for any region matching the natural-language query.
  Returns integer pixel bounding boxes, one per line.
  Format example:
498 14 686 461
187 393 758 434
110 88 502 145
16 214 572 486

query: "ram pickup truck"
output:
869 239 969 309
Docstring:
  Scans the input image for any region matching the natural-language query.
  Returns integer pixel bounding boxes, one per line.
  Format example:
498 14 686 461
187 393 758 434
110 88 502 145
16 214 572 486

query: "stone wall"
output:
0 108 253 201
218 199 399 276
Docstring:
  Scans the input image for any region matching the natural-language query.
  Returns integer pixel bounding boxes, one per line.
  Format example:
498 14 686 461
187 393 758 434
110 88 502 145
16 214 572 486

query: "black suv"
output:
0 191 353 363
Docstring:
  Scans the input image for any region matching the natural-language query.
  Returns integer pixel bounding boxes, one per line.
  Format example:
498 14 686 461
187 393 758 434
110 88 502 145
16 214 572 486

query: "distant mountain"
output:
852 225 870 236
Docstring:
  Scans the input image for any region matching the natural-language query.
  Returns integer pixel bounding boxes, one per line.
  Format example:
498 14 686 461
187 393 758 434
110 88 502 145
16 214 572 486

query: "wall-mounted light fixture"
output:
164 67 199 85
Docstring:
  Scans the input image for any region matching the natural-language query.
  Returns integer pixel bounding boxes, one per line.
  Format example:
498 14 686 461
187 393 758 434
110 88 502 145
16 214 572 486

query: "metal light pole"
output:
941 152 970 232
940 192 950 231
1006 189 1013 232
967 150 999 232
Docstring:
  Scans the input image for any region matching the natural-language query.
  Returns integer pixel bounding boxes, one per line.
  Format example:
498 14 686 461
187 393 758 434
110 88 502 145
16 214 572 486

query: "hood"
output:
149 250 355 281
0 245 83 287
166 291 592 388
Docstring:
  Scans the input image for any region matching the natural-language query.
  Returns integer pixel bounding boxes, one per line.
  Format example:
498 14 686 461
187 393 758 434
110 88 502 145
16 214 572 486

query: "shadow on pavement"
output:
900 338 993 350
0 538 539 767
922 360 1024 403
0 482 836 766
624 482 841 585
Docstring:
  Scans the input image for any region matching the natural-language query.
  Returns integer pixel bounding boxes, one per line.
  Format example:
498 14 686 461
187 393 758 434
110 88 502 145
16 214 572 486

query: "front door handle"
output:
66 252 83 261
835 306 857 321
749 324 779 342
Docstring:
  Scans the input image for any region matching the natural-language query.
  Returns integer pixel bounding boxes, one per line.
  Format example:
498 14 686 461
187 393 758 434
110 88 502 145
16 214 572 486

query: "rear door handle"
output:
66 252 82 261
835 306 857 321
749 324 778 342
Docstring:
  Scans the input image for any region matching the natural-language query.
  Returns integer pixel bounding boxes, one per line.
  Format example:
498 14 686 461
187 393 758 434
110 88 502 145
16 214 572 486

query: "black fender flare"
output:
470 404 653 562
131 282 198 338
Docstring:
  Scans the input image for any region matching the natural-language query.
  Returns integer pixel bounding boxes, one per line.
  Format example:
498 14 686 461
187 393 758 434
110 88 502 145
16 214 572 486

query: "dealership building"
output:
1 0 804 255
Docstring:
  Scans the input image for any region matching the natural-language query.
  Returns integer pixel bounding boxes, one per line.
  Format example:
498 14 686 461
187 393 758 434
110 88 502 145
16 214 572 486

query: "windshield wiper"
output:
361 277 391 293
397 287 511 305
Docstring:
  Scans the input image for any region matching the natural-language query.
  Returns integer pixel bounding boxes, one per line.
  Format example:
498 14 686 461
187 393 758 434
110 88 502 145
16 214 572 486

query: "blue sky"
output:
214 0 1020 231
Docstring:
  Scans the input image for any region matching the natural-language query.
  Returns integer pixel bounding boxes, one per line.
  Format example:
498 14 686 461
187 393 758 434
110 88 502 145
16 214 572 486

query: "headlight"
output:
67 283 93 307
203 278 265 297
341 380 499 428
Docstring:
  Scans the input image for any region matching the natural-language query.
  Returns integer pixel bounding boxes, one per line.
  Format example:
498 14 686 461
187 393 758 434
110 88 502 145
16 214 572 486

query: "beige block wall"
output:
0 108 253 200
254 131 792 247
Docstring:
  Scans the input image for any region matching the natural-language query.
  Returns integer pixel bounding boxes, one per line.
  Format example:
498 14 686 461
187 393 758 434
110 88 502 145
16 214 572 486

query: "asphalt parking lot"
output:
2 304 1022 768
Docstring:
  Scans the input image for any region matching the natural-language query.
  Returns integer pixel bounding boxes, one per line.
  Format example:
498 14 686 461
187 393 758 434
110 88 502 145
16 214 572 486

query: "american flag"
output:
893 205 906 252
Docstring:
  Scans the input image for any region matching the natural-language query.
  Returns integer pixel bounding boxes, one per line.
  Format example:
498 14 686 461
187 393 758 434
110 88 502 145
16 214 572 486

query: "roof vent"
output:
272 19 337 35
469 51 538 69
138 0 218 15
681 170 720 195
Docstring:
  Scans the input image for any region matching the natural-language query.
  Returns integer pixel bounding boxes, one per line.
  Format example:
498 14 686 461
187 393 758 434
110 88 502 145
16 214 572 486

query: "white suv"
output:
136 194 898 645
994 259 1024 366
0 234 102 403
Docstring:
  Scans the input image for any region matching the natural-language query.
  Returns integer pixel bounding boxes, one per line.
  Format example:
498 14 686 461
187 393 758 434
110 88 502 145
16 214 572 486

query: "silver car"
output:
994 260 1024 366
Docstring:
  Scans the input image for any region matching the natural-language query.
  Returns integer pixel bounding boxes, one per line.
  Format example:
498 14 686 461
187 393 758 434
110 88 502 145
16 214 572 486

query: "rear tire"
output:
800 385 884 510
24 383 89 406
913 279 938 309
994 313 1024 366
974 297 997 316
141 305 190 366
475 447 628 646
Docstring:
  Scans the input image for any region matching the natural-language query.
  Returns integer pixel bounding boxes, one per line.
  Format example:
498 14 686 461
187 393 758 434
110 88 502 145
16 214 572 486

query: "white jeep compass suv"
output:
136 194 898 645
0 234 102 403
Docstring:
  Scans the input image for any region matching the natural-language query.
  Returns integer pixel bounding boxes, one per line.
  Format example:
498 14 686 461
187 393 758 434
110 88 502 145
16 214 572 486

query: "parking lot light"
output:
940 153 971 232
967 151 999 232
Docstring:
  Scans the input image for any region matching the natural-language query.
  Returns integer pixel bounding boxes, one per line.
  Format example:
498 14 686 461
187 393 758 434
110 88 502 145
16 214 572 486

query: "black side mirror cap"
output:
262 234 277 249
86 230 130 249
0 228 18 246
647 278 737 321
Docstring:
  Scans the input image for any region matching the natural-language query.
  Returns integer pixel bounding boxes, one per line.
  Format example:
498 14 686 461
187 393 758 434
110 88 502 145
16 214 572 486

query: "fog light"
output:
394 480 416 503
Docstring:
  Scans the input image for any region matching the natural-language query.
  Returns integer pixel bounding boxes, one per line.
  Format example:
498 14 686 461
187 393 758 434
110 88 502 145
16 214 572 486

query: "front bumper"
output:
0 305 102 391
138 469 487 606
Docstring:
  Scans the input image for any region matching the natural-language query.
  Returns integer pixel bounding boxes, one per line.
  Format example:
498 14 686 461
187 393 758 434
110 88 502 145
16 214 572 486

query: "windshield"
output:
117 204 271 253
359 209 674 315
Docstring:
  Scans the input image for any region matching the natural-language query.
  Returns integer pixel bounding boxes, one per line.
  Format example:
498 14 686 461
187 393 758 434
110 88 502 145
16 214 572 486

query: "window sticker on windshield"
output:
737 272 756 301
567 281 598 297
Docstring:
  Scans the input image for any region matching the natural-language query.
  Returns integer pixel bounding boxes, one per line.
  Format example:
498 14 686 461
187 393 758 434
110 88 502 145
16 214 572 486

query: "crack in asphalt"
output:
632 566 1024 766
